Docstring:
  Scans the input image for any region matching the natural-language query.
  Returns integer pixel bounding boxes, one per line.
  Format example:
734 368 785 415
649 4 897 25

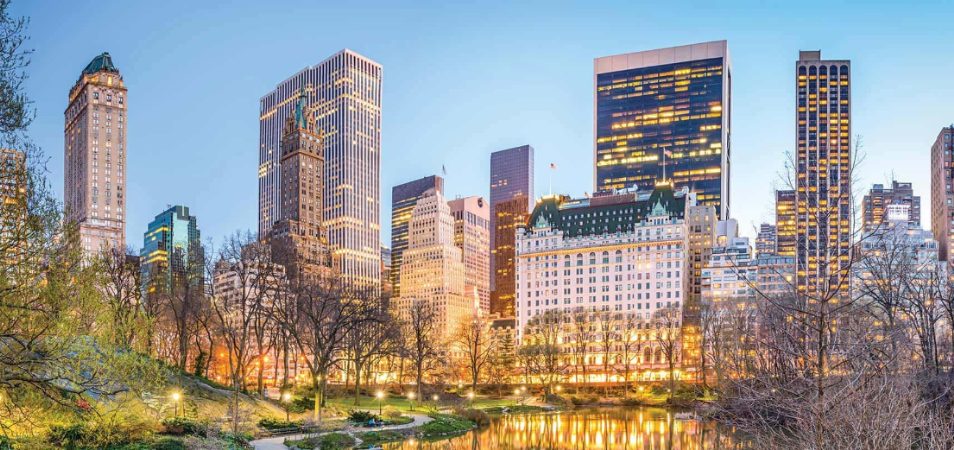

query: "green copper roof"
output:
82 52 119 76
525 184 688 238
294 88 308 130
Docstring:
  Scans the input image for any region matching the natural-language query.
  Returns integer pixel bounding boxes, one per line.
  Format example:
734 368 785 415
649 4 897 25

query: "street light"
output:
432 393 439 407
170 391 182 418
281 392 292 422
407 392 416 411
513 388 521 406
467 391 475 407
376 390 385 415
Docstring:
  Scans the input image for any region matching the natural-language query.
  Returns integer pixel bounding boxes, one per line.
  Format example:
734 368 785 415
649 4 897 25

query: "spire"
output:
294 87 308 130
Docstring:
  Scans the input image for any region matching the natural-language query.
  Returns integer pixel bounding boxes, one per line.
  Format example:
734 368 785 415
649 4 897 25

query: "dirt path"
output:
250 413 432 450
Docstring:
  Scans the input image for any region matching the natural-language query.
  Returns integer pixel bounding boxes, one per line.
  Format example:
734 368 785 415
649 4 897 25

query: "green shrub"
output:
257 417 303 431
286 433 356 450
48 422 152 449
382 405 401 418
160 417 207 436
348 410 379 423
359 430 405 445
452 408 490 427
419 414 475 438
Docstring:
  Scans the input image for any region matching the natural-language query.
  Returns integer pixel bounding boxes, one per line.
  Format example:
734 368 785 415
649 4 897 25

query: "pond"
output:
383 407 746 449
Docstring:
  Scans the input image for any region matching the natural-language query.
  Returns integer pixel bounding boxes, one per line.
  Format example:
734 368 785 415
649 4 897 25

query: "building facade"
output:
863 181 919 233
594 41 731 219
64 52 127 255
267 94 331 282
448 196 491 315
259 49 382 287
490 145 534 317
931 126 954 263
390 175 443 297
0 149 26 258
755 223 778 256
515 185 694 382
397 189 473 339
141 205 203 294
794 50 851 297
775 190 796 257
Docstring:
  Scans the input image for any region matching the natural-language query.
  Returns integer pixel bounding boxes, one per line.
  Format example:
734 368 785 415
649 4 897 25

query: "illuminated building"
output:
755 223 777 256
390 175 443 297
930 126 954 263
682 205 716 376
141 205 203 294
259 49 382 288
64 52 127 255
0 149 26 260
448 196 491 315
381 246 392 297
490 145 533 318
396 189 473 340
515 184 695 381
862 181 919 233
794 50 851 297
775 189 796 257
594 41 731 219
267 93 331 283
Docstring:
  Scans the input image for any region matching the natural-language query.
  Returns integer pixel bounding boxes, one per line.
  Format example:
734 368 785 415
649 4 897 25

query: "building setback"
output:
64 52 127 255
794 50 851 297
594 41 731 219
259 49 382 288
931 126 954 263
862 181 920 233
448 196 491 315
490 145 534 317
390 175 443 298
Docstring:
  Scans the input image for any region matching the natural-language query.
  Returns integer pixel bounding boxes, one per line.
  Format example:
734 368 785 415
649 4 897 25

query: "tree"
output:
595 311 615 396
518 309 566 396
404 299 441 401
616 313 643 394
452 314 495 392
652 307 682 403
97 246 146 351
568 309 590 389
345 299 397 403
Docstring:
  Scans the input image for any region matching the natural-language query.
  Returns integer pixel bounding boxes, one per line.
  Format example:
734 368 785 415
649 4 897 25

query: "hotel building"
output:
259 49 382 288
515 184 694 381
64 52 127 254
794 50 851 297
594 41 731 219
448 196 491 315
490 145 534 317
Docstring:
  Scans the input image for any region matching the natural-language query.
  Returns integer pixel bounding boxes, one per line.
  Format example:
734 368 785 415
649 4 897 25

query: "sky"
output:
11 0 954 251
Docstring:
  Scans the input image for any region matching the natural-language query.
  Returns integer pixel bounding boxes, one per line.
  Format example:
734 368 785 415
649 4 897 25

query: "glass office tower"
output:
594 41 731 219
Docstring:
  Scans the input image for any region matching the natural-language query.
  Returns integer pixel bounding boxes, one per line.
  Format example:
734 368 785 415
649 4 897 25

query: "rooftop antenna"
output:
548 162 557 195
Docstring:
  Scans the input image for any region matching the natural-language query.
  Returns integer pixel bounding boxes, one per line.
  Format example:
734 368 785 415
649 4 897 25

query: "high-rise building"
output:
267 93 331 282
594 41 732 219
396 189 472 340
755 223 778 256
260 49 382 287
64 52 127 255
448 196 491 315
490 145 533 317
390 175 443 297
932 126 954 263
0 149 26 258
794 50 851 297
862 181 919 233
381 246 392 298
141 205 203 294
515 184 695 382
775 190 796 257
683 204 716 379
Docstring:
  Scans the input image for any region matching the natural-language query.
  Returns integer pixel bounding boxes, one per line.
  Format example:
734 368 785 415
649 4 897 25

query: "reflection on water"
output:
385 407 746 449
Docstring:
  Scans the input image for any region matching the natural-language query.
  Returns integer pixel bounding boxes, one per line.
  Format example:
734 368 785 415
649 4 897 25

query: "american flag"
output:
550 162 557 169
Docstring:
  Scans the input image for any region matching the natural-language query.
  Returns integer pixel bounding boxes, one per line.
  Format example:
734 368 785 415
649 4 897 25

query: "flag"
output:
442 164 447 176
664 150 673 157
549 162 557 170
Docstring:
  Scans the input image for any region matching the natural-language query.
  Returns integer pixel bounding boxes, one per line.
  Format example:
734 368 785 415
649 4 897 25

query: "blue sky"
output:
12 0 954 250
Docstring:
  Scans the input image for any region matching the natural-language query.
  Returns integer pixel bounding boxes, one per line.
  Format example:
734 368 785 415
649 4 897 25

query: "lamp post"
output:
513 388 521 406
376 391 385 415
432 393 439 409
282 392 292 422
407 392 416 411
171 391 182 418
467 391 475 407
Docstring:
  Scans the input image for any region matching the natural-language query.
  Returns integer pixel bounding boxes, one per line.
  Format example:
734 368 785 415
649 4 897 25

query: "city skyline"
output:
13 0 954 252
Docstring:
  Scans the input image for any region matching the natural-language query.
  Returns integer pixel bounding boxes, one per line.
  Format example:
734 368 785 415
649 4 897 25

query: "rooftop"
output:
81 52 119 76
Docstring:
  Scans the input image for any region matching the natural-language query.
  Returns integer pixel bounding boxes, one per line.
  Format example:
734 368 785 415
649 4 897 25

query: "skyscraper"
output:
489 145 534 318
775 190 796 257
755 223 778 256
448 196 490 315
64 52 127 254
260 49 382 287
931 126 954 263
267 93 331 282
862 181 919 233
141 205 203 295
794 50 851 296
594 40 731 219
397 189 472 339
390 175 443 297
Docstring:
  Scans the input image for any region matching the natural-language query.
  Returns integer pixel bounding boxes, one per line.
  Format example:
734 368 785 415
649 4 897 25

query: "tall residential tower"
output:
64 52 127 254
594 41 731 219
259 49 382 287
931 126 954 263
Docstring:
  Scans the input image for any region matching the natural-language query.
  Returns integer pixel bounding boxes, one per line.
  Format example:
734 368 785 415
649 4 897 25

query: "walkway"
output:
250 413 433 450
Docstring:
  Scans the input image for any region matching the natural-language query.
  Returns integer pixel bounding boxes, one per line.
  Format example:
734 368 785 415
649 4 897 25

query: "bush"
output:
452 408 490 427
160 417 207 436
382 405 402 419
348 410 379 423
48 422 152 449
359 430 406 445
419 414 476 438
286 433 356 450
257 417 302 431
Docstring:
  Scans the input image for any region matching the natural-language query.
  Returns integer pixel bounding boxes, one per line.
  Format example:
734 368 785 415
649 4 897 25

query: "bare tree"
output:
595 311 615 397
97 246 146 351
452 314 496 392
345 299 397 403
568 309 590 389
518 309 566 396
651 306 682 403
616 313 643 395
404 299 441 401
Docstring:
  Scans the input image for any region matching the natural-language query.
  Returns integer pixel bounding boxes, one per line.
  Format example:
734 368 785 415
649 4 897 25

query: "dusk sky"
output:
13 0 954 250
